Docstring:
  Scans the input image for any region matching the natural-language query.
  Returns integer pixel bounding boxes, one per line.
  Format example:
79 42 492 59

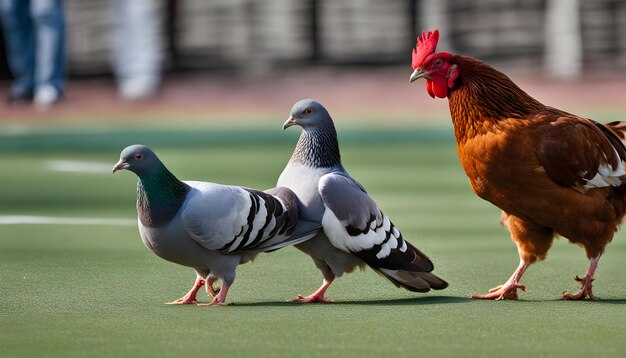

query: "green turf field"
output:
2 125 626 357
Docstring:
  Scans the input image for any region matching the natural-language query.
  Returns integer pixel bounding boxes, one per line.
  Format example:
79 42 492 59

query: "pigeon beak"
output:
282 116 297 130
112 159 129 173
409 67 430 83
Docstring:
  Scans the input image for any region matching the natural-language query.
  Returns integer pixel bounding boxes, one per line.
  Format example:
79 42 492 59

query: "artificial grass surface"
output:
2 128 626 357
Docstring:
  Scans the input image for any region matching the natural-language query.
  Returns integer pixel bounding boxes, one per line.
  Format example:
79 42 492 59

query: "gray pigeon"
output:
277 99 448 302
113 144 321 305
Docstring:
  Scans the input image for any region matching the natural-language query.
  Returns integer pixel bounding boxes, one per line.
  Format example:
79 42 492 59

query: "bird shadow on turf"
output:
582 298 626 304
227 295 469 307
495 297 626 304
333 295 470 306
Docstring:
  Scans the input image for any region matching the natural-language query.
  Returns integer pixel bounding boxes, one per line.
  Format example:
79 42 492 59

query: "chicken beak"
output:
409 67 430 83
282 116 296 130
112 159 129 173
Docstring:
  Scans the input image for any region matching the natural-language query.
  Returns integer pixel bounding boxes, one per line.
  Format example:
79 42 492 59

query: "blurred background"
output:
0 0 625 125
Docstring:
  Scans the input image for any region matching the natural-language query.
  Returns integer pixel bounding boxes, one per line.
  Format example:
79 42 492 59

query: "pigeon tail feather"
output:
358 241 447 292
376 268 449 292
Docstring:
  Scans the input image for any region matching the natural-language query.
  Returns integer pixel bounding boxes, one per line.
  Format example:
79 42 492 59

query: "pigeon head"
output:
283 99 341 168
283 99 333 131
113 144 161 176
114 144 189 228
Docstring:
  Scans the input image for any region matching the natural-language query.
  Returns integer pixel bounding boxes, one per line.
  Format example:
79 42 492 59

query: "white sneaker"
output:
119 78 159 101
34 85 61 109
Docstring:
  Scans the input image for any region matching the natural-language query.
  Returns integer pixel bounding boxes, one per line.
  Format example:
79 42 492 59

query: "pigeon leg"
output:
290 278 334 303
198 284 232 306
166 276 205 304
206 274 220 297
472 259 528 300
562 255 600 300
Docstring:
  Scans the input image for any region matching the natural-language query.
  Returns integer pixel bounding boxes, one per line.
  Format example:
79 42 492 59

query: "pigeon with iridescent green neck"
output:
113 144 321 305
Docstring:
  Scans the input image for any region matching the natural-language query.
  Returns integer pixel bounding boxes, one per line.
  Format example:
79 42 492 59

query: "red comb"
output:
411 29 440 69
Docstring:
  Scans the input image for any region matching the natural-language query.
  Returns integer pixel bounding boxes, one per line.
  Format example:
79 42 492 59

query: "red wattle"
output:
432 76 448 98
426 80 435 98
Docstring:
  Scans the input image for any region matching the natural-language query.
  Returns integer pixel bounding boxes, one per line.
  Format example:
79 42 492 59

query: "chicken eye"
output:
305 108 313 114
135 154 143 160
434 59 442 67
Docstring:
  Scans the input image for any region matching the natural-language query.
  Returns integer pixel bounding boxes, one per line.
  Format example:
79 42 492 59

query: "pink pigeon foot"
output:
166 277 205 304
206 275 220 297
198 284 233 306
290 279 334 303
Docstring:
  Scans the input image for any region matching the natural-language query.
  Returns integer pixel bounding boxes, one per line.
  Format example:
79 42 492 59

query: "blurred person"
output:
0 0 65 107
111 0 162 101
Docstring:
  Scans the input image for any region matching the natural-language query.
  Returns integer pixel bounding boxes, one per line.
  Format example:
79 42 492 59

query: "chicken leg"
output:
472 259 528 300
562 255 600 300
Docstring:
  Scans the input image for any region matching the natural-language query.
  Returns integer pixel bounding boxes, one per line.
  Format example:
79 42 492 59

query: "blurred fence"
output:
2 0 626 79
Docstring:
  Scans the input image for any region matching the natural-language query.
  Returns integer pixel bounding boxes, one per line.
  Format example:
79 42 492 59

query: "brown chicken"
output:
409 29 626 300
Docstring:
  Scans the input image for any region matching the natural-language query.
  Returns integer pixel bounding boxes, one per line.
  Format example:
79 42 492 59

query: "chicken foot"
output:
562 255 600 300
472 259 528 300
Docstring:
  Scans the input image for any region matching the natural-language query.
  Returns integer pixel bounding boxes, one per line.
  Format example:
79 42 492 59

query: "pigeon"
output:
277 99 448 302
113 144 321 305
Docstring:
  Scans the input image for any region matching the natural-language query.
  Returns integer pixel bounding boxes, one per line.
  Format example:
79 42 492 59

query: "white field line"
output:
0 215 135 226
46 160 113 174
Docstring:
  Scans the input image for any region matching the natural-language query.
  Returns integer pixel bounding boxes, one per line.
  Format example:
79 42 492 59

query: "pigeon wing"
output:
181 182 319 254
248 187 321 253
318 173 434 272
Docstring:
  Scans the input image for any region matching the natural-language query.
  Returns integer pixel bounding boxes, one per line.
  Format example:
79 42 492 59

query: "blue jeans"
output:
0 0 66 96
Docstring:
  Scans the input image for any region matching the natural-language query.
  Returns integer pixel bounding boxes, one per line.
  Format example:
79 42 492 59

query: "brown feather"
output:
447 56 626 260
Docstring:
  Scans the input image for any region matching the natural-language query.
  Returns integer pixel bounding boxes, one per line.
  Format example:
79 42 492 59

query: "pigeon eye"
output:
135 154 143 160
305 108 313 114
